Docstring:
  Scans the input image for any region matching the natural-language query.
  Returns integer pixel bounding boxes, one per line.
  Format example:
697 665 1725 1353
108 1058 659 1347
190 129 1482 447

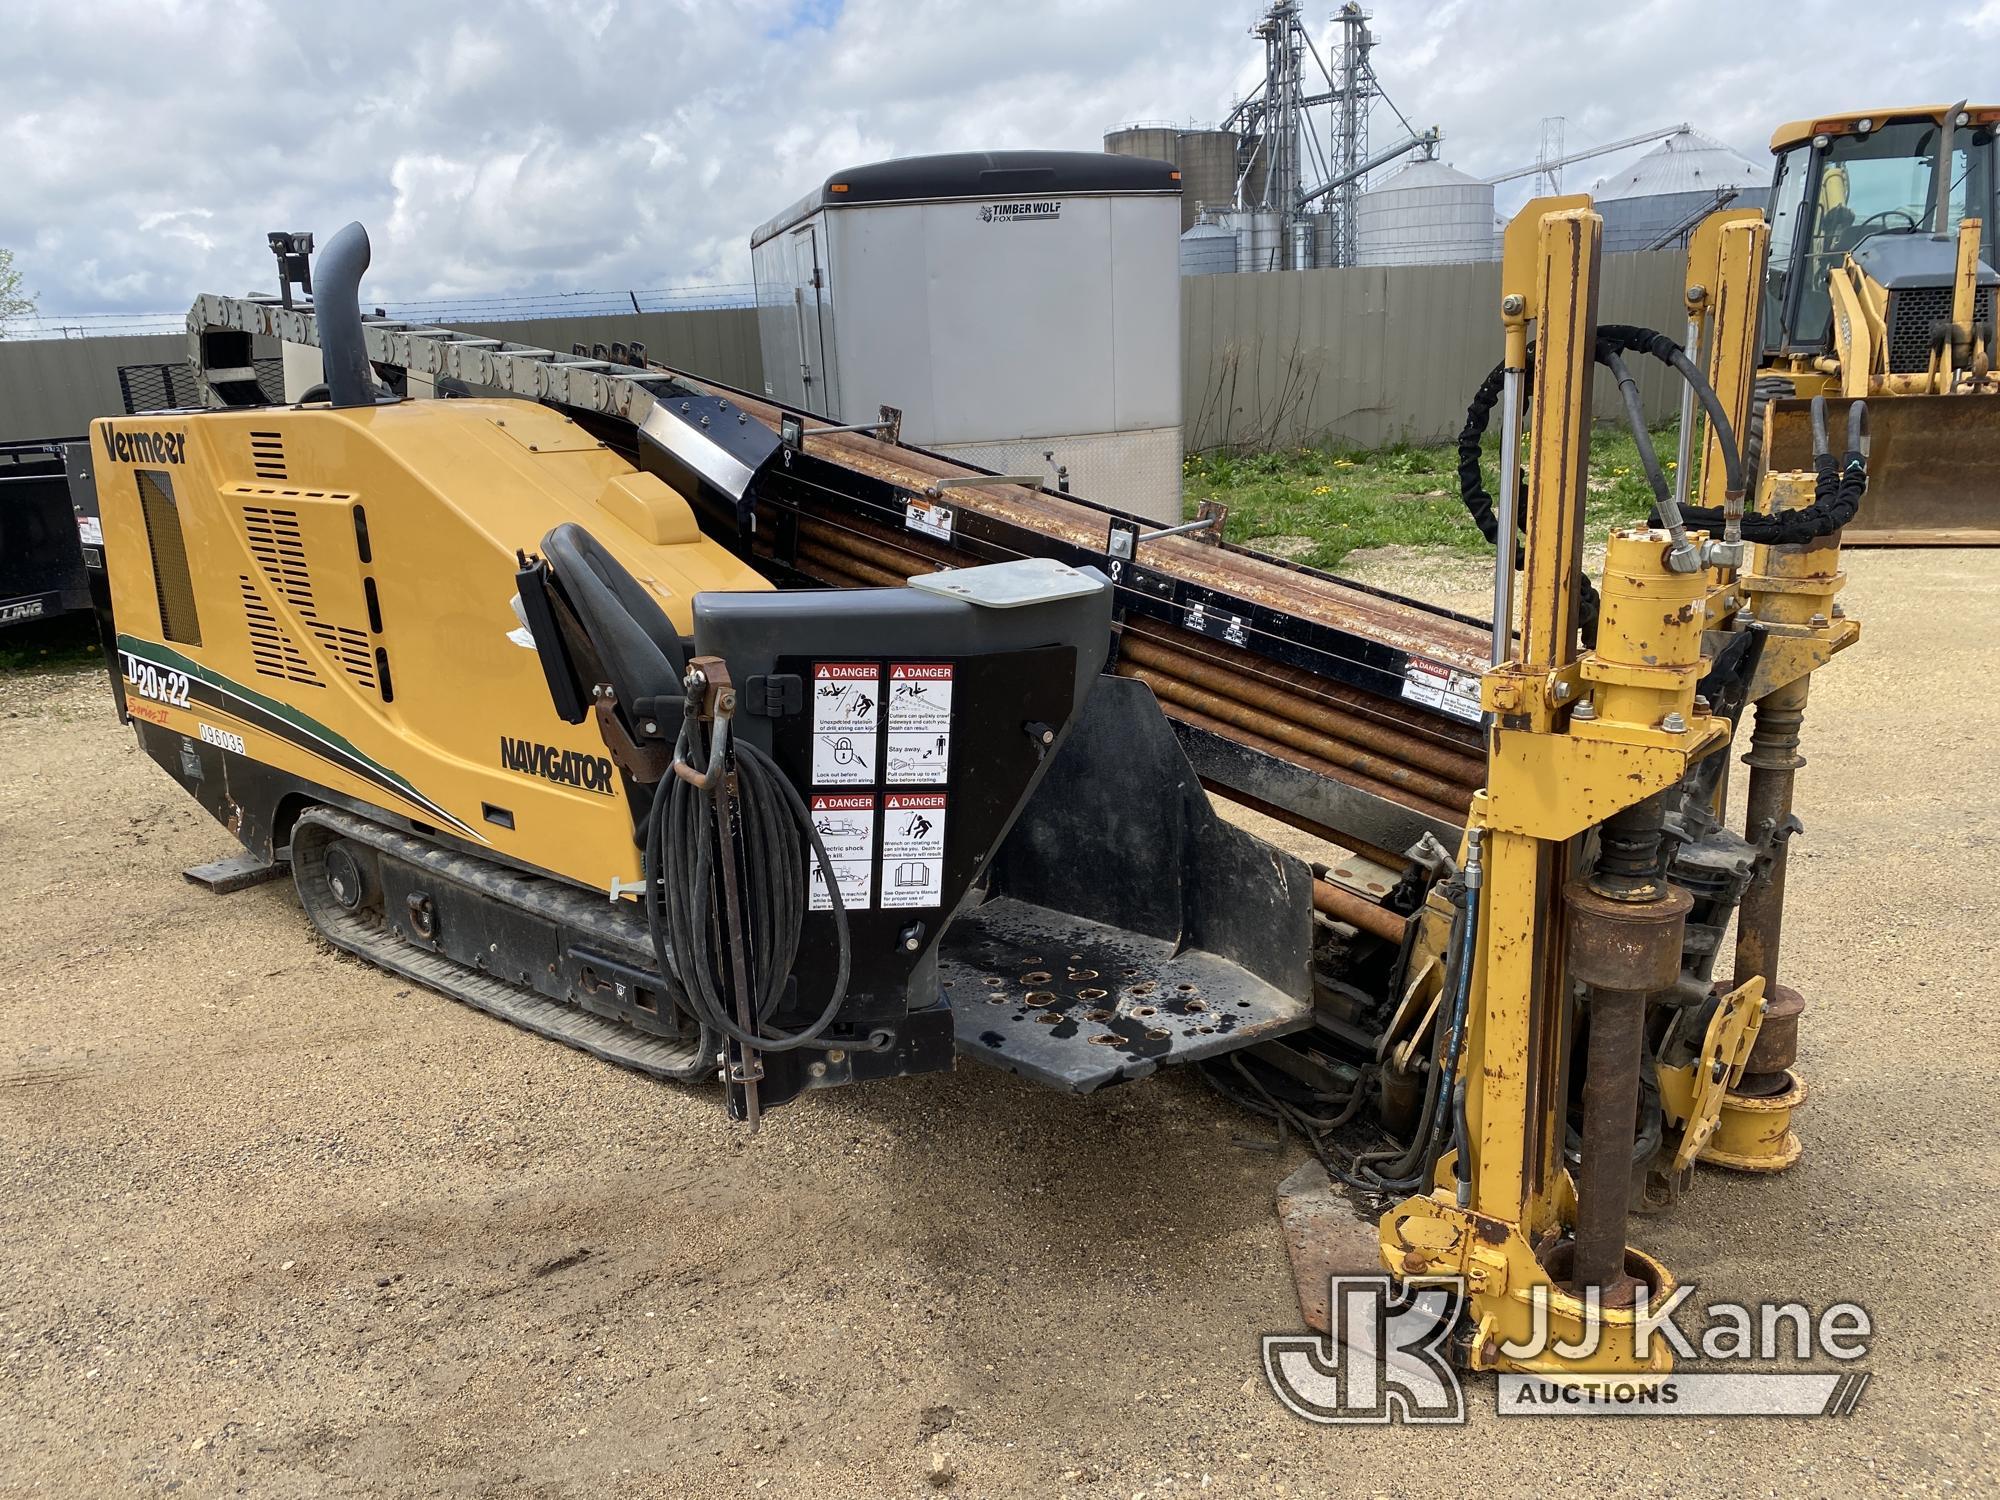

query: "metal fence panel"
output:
455 307 765 394
0 308 766 444
0 333 187 442
1182 248 1689 452
1 256 1684 452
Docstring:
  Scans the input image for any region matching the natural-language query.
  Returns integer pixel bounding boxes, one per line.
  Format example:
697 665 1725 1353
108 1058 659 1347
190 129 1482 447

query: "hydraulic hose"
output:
645 715 854 1053
1459 326 1864 630
1352 832 1481 1199
1599 345 1676 522
1682 395 1867 545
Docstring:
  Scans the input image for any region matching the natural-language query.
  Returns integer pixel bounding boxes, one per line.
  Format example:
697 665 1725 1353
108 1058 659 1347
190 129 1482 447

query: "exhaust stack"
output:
316 221 376 408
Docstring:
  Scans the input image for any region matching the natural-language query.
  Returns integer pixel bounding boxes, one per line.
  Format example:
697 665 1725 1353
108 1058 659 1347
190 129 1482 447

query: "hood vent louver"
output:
249 431 288 481
236 497 379 694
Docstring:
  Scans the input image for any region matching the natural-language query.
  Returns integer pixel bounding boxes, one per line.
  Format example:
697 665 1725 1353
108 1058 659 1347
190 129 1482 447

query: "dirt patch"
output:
3 551 1996 1496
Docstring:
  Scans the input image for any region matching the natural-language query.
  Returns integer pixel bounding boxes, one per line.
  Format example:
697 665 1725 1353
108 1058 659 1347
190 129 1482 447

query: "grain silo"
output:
1179 215 1238 275
1354 159 1496 266
1224 210 1284 273
1593 130 1769 252
1174 128 1240 231
1105 124 1180 167
1310 212 1339 269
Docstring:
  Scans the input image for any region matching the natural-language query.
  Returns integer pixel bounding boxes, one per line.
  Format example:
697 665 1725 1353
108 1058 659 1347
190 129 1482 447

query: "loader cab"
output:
1762 108 2000 357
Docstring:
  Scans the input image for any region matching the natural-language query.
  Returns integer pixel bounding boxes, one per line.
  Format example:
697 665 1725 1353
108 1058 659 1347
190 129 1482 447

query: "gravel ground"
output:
2 549 1995 1497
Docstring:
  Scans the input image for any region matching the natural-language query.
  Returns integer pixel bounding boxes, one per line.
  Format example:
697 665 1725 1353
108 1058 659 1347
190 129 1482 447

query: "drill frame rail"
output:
189 292 1492 859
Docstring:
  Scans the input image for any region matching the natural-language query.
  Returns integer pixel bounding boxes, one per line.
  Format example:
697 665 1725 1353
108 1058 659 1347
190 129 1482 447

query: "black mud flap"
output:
943 674 1313 1091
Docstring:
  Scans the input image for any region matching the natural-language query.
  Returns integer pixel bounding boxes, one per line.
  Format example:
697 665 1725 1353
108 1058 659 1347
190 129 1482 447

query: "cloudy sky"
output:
2 0 1995 321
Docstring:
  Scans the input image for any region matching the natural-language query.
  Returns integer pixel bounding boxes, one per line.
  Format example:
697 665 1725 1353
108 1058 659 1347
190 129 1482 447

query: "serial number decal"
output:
198 723 246 755
120 649 192 708
101 422 187 466
498 735 616 796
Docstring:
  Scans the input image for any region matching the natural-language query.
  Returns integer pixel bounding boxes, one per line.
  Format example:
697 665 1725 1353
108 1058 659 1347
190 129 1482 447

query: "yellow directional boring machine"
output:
72 192 1864 1384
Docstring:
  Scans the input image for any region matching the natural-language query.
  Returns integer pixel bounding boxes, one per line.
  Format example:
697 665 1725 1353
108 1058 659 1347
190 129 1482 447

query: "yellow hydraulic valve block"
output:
1575 528 1709 736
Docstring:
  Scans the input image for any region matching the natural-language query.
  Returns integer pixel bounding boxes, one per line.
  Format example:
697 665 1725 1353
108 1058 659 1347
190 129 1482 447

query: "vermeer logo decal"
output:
979 200 1060 224
102 423 187 465
499 736 616 795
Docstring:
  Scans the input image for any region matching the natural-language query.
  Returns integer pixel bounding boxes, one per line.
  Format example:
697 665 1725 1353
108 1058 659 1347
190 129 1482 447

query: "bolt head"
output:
1808 613 1828 629
1571 699 1597 720
1693 695 1711 714
1661 711 1688 733
1501 293 1525 316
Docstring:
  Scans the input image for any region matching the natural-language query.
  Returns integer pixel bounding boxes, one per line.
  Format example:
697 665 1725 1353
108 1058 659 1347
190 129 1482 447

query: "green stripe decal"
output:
117 634 484 842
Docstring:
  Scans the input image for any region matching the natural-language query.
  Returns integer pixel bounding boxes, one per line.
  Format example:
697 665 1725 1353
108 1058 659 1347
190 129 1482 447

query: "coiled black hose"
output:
1457 324 1714 554
644 713 853 1053
1457 325 1862 571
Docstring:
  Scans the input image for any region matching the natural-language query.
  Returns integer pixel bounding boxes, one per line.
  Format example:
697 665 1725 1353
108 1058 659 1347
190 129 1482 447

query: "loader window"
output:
1782 120 1998 352
1763 145 1812 350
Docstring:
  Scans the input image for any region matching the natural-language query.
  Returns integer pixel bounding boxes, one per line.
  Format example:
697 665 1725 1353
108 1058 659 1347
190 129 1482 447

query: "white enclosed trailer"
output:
750 151 1184 523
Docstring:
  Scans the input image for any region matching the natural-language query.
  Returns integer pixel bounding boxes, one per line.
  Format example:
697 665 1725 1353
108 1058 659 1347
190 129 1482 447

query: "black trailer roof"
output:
750 150 1180 247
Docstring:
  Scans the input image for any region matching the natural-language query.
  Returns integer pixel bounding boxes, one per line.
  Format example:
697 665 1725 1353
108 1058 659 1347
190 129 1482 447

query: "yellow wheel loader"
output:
1756 102 1998 542
70 193 1866 1388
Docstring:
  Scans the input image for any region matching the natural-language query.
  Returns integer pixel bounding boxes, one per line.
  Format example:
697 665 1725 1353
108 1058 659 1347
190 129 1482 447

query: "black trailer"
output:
0 439 88 629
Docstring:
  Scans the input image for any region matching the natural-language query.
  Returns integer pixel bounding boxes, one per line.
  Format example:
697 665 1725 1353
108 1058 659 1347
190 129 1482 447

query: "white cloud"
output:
0 0 1990 314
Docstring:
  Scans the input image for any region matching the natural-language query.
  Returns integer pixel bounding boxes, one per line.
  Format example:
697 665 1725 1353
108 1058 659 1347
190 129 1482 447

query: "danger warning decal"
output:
808 793 876 912
1401 658 1483 724
881 792 947 909
886 663 952 785
811 662 880 786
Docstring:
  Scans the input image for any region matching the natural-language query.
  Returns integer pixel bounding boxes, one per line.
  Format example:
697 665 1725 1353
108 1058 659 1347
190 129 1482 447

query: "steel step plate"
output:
941 896 1312 1093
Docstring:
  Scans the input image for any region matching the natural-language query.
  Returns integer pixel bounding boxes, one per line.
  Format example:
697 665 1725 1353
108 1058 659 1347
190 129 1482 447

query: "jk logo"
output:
1262 1276 1467 1425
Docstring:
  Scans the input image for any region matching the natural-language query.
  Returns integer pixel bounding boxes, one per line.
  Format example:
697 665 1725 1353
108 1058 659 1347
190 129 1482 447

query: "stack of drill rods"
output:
668 371 1491 669
779 515 1482 828
1114 634 1479 822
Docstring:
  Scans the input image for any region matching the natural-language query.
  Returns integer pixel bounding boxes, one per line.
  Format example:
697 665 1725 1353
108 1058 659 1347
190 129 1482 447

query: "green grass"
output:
1183 422 1683 571
0 614 101 673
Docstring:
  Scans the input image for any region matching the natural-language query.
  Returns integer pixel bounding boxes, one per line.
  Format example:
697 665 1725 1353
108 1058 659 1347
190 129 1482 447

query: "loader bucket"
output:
1764 394 2000 545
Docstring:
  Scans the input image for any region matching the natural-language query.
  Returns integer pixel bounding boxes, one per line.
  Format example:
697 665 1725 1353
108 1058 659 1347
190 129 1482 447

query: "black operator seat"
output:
533 521 689 727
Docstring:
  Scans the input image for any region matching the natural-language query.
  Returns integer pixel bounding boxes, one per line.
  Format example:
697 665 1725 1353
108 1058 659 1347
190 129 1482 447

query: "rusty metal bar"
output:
1124 663 1475 813
795 542 902 589
1733 676 1808 993
798 518 948 577
1312 878 1409 944
1144 695 1468 827
1118 630 1486 783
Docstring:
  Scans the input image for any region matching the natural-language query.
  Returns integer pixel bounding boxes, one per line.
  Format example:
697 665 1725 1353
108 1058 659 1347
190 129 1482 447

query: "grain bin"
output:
1311 212 1339 268
1354 159 1496 266
1179 216 1238 276
1232 210 1283 273
1592 130 1769 252
1105 125 1180 170
1173 128 1240 232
